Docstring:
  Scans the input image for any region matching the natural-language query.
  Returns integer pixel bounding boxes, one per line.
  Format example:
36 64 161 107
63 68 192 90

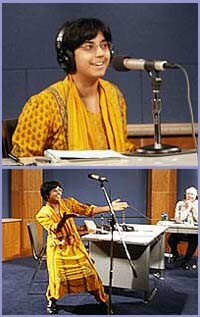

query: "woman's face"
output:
74 32 111 80
47 186 63 203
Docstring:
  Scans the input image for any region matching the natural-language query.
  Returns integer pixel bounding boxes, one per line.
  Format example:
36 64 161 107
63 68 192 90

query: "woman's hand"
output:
93 199 128 215
111 198 128 211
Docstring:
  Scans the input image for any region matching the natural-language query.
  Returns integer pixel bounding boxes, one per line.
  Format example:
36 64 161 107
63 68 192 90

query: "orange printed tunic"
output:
12 75 134 157
36 197 108 302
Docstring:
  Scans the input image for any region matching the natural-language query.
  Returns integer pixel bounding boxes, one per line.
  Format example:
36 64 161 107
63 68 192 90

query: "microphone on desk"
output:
111 55 178 72
88 173 108 182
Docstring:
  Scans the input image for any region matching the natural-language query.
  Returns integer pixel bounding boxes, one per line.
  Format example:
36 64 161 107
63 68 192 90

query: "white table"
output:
157 221 198 261
2 151 197 167
82 224 167 301
157 221 198 234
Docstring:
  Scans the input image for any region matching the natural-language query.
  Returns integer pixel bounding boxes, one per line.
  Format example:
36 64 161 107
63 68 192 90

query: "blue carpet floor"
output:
2 256 198 315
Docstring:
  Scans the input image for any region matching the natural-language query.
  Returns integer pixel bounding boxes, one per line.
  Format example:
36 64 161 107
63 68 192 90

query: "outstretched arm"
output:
92 198 128 215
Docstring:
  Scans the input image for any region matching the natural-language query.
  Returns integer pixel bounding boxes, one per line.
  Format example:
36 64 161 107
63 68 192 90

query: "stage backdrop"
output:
2 3 197 124
2 169 198 224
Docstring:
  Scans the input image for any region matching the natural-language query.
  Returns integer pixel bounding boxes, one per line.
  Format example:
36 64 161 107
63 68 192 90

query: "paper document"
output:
44 149 126 162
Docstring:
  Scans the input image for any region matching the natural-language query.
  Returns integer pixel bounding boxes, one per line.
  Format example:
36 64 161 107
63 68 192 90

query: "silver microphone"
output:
88 173 108 182
111 55 178 72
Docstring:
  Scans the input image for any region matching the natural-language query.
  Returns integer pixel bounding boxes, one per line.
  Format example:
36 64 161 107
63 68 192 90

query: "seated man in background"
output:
168 186 198 270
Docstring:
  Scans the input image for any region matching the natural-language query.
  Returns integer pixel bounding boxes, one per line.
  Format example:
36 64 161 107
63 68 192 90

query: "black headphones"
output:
55 24 76 73
55 24 115 74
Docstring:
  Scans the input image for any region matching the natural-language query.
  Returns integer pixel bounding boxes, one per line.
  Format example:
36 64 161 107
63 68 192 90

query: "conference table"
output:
2 150 197 167
82 224 167 302
157 220 198 262
157 220 198 234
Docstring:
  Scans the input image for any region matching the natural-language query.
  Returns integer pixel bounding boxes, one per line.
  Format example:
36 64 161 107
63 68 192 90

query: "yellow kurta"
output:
36 197 108 302
12 75 134 157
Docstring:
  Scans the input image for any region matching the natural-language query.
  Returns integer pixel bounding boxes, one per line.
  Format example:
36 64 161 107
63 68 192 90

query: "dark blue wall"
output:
2 169 198 223
2 3 197 123
42 169 147 226
2 169 147 225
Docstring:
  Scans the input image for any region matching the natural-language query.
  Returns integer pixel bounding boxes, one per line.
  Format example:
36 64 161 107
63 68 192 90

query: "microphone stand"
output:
99 180 137 315
136 71 181 154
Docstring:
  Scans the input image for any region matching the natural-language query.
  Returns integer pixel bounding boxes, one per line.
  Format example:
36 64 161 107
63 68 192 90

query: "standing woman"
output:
36 181 128 314
12 18 135 157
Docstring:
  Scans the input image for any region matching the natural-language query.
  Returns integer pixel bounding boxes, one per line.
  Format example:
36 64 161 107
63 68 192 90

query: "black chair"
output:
2 117 18 158
27 222 47 294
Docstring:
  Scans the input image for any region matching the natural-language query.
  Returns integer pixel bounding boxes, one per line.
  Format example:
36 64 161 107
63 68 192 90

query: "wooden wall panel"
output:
147 169 177 224
150 193 174 222
11 169 43 191
11 169 43 256
2 220 21 261
11 191 42 219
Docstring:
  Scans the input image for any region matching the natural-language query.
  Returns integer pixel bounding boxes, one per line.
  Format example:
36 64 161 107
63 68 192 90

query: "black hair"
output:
57 17 112 53
40 181 63 201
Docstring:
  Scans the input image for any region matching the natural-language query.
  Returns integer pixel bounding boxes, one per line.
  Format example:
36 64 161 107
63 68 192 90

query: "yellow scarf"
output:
64 75 126 152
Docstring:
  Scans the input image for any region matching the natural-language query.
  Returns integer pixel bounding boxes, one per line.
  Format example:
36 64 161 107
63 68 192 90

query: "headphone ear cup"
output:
55 24 76 74
109 44 117 62
56 46 76 74
56 47 69 73
64 49 76 73
109 45 114 62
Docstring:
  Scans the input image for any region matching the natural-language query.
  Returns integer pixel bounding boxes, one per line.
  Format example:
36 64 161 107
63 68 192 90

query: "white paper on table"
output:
44 149 127 162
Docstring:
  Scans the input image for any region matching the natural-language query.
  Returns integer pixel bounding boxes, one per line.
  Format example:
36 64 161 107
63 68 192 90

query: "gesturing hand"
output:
57 212 78 231
111 198 128 211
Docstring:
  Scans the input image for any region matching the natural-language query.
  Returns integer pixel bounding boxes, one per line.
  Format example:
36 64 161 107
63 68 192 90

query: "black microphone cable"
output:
127 202 161 223
174 64 198 153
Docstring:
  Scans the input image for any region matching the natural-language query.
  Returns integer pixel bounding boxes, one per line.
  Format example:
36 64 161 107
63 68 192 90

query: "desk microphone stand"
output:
99 180 137 315
136 71 181 154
